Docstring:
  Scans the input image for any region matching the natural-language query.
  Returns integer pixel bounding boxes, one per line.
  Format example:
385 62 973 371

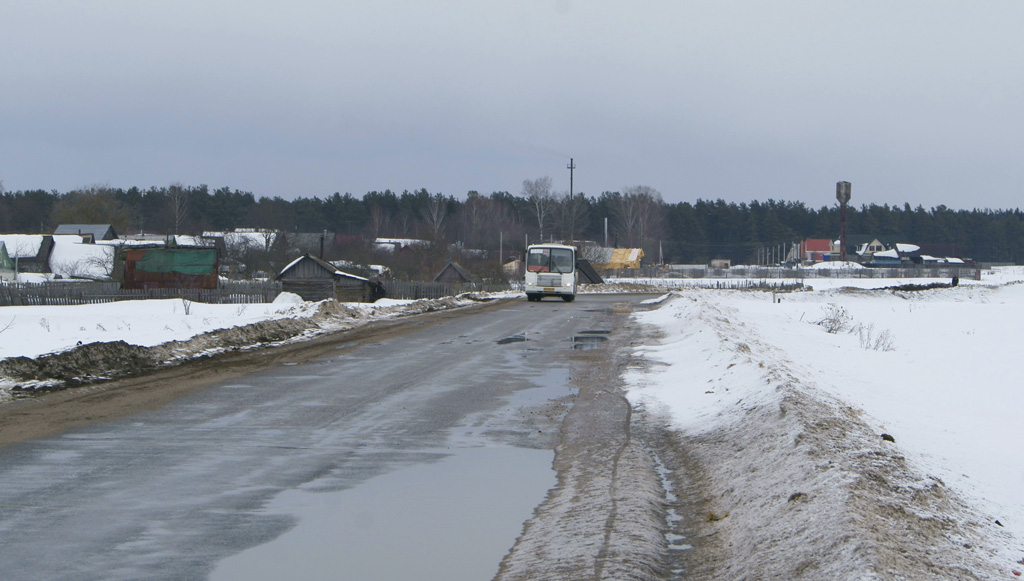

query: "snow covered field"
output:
625 266 1024 575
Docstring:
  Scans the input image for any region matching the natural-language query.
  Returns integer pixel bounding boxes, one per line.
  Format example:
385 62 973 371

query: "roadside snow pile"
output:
0 295 322 360
0 292 498 401
625 285 1024 578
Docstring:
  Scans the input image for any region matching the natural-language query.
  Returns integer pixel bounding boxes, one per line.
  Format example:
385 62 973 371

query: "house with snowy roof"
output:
0 234 54 273
0 234 114 279
53 224 118 242
276 254 383 303
0 242 15 282
433 261 480 285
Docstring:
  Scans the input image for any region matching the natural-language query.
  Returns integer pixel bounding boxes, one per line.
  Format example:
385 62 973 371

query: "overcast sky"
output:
2 1 1022 210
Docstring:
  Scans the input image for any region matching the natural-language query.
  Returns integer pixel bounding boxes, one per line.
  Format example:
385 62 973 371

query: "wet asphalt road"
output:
0 294 639 580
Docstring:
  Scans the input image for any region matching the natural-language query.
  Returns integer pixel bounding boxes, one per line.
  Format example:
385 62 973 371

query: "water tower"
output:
836 181 852 262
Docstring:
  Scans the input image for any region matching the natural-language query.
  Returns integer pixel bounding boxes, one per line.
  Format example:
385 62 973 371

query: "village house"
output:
53 224 118 243
433 261 480 285
797 239 832 263
276 254 383 303
0 242 15 282
0 234 54 273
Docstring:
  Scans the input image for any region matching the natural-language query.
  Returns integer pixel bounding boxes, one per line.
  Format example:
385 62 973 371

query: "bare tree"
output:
456 192 489 248
522 177 556 241
52 184 134 231
8 240 39 276
52 246 115 280
422 193 449 242
395 208 414 238
167 182 190 235
368 204 391 240
614 186 665 259
558 191 589 243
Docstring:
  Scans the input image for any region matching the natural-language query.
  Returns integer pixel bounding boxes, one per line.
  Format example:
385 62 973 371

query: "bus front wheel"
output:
561 295 575 302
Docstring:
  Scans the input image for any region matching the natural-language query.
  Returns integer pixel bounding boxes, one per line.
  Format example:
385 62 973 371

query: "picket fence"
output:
0 281 281 307
382 280 515 300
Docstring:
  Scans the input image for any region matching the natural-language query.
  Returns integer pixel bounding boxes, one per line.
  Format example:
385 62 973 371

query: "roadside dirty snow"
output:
626 284 1024 578
0 293 497 400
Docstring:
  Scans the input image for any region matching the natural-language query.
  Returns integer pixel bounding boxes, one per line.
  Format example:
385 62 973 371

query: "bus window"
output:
526 248 550 272
550 248 574 273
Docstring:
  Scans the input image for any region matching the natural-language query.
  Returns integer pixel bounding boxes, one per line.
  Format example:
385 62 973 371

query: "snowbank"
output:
625 278 1024 576
0 293 498 401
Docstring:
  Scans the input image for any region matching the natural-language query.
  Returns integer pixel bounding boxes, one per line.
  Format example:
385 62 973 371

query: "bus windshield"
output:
527 247 574 273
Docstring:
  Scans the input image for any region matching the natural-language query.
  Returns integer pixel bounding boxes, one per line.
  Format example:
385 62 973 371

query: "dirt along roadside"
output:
496 300 674 580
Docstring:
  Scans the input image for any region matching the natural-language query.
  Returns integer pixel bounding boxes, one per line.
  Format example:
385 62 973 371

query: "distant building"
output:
53 224 118 242
585 247 645 270
0 234 54 273
502 257 523 278
798 239 832 263
0 242 15 282
433 261 480 285
276 254 383 303
118 247 219 290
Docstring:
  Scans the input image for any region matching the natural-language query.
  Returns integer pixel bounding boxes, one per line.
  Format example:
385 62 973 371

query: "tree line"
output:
2 180 1023 271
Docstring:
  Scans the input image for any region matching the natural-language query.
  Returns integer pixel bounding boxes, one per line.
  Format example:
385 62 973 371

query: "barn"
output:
120 247 219 290
433 261 480 285
54 224 119 242
276 254 383 303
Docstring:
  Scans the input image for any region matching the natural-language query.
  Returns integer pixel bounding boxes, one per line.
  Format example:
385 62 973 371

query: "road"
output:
0 294 661 580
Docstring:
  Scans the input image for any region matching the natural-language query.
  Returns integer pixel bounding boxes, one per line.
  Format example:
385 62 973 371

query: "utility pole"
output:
566 157 577 242
567 158 575 201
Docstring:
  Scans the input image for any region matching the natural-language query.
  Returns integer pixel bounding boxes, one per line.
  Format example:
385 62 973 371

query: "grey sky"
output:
2 1 1022 209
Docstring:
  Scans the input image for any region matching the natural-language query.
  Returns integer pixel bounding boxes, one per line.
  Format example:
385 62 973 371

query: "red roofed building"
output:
799 239 832 263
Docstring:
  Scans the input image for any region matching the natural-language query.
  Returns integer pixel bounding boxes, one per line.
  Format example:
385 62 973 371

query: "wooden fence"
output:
611 265 984 281
0 280 281 307
0 279 514 306
382 280 513 300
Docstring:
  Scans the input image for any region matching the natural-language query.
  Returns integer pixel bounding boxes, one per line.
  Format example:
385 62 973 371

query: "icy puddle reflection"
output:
212 445 554 581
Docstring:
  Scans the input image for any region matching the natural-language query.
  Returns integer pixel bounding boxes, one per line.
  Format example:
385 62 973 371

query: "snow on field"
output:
0 293 312 360
0 294 426 361
625 266 1024 575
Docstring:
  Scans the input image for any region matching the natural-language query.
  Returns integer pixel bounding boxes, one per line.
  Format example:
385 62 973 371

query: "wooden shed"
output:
0 242 15 282
276 254 383 303
54 224 118 242
119 247 219 290
433 261 480 285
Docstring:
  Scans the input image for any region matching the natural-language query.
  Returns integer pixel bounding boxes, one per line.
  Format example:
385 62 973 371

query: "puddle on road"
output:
211 446 554 581
496 335 527 345
571 335 609 350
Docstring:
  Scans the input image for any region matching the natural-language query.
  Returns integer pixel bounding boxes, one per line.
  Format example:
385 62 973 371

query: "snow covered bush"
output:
817 303 850 334
852 322 896 352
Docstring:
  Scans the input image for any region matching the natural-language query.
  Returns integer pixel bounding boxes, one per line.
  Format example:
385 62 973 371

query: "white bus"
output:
524 243 577 302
